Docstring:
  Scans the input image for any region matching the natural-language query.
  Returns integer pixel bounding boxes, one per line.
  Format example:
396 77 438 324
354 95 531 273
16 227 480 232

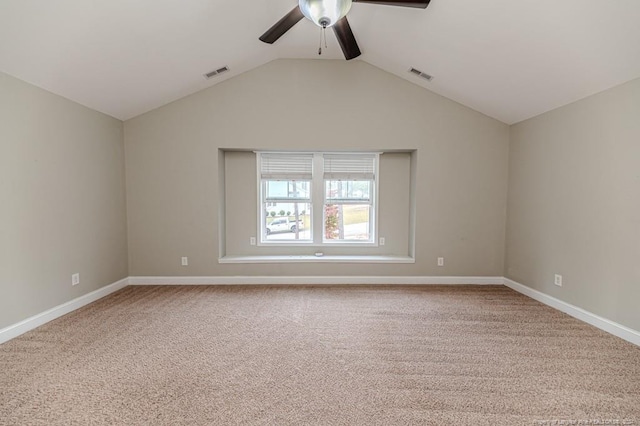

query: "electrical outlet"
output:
72 273 80 286
437 257 444 267
181 257 188 266
250 237 256 246
379 237 385 246
554 274 562 287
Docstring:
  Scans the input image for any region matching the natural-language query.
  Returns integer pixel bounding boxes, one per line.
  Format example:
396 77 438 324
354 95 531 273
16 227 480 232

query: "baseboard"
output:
128 276 503 286
504 278 640 347
0 277 129 345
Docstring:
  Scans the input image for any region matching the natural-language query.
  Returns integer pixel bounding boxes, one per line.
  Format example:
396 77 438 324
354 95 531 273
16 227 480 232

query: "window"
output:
257 152 379 245
323 154 376 242
259 153 313 243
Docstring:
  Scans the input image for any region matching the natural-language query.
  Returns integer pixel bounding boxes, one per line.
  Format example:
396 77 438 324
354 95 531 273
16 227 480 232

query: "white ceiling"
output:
1 0 639 124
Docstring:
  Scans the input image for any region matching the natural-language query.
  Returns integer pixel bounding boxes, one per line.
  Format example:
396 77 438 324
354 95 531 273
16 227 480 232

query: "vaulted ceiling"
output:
1 0 639 124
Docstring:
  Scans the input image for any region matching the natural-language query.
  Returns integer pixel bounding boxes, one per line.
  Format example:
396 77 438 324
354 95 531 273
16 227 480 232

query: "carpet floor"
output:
1 285 639 425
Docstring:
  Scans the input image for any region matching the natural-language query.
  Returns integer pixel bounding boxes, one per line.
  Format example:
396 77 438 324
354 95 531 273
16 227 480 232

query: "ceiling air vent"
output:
409 67 433 82
204 66 229 79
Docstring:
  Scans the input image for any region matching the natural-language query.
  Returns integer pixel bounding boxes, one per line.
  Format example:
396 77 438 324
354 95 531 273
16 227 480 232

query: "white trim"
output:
374 153 380 245
258 151 381 247
218 255 415 264
0 277 129 345
504 278 640 347
129 276 502 286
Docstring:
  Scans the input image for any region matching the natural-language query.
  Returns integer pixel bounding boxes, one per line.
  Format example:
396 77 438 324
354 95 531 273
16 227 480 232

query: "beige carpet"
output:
1 285 639 425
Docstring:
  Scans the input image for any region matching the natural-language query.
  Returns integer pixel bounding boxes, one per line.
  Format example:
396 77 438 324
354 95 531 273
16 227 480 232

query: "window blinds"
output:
259 153 313 180
323 153 377 180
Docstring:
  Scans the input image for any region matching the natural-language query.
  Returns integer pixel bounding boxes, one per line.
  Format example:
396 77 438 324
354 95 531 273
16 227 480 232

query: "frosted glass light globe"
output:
299 0 352 28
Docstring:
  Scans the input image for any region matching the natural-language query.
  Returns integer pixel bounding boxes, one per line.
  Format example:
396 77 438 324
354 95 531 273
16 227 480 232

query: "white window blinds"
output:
323 153 377 180
259 153 313 180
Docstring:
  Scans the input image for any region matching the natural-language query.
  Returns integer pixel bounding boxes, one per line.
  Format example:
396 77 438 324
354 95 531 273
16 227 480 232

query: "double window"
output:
257 152 379 245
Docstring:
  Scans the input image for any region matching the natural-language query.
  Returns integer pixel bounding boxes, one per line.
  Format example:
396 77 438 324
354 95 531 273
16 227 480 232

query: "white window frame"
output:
256 152 313 246
256 151 380 247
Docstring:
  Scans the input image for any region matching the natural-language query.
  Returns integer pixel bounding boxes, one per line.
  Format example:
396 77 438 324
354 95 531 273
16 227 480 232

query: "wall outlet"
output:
250 237 256 246
437 257 444 267
554 274 563 287
379 237 385 246
181 257 188 266
72 273 80 286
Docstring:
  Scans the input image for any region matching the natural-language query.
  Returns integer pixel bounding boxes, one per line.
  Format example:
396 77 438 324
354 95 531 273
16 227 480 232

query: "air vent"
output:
409 67 433 82
204 66 229 79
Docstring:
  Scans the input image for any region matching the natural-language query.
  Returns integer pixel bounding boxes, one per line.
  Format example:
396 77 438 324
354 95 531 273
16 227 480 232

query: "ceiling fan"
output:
259 0 431 60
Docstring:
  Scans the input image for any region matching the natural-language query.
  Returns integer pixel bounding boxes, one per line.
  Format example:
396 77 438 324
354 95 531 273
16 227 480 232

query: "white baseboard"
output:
0 277 129 345
504 278 640 347
128 276 503 286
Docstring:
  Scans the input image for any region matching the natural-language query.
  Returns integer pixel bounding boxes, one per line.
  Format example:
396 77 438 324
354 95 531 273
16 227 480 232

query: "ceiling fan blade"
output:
333 17 361 60
353 0 430 8
259 7 305 44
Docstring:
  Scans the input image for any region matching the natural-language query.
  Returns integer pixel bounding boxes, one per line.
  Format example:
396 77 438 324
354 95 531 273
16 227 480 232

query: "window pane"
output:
324 204 371 241
263 202 311 241
325 180 371 202
265 180 310 201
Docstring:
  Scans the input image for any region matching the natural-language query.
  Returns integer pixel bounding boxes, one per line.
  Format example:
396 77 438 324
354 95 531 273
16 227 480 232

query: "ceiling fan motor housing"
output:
299 0 353 28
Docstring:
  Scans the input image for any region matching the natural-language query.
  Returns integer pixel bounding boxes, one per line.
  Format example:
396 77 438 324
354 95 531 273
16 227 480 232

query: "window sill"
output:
257 242 378 248
218 255 415 264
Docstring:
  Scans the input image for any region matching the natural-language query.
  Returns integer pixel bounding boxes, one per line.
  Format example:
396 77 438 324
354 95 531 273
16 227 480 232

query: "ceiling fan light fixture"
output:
299 0 352 28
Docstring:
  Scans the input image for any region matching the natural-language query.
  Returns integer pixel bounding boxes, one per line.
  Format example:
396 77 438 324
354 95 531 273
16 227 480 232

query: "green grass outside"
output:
265 204 368 228
341 205 369 226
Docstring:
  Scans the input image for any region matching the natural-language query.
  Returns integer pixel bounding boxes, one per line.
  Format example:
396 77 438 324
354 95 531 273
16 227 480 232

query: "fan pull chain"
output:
323 26 328 49
318 24 328 56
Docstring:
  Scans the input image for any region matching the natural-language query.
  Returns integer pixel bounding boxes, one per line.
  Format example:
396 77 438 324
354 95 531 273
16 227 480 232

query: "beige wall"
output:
506 77 640 331
124 59 509 277
0 72 128 329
